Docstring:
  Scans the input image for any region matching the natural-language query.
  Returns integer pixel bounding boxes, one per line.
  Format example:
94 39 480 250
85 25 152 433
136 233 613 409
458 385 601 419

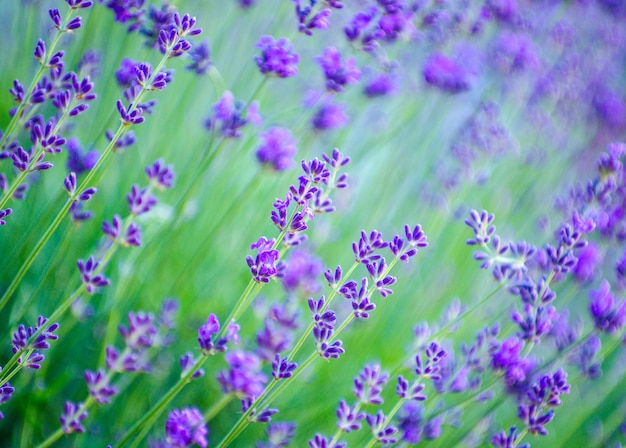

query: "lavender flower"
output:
336 400 365 432
247 237 282 283
127 184 157 215
316 47 360 93
217 351 267 399
66 138 98 174
205 91 260 138
281 249 324 294
589 280 626 334
255 36 299 78
186 40 212 75
423 53 471 94
256 127 298 171
11 316 59 369
354 364 389 405
258 422 296 448
85 369 118 404
165 407 208 448
146 158 175 190
77 256 110 293
60 402 88 434
312 101 349 131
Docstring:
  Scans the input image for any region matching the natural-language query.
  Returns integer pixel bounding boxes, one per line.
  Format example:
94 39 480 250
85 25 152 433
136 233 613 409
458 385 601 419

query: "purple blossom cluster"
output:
61 301 178 434
204 90 261 138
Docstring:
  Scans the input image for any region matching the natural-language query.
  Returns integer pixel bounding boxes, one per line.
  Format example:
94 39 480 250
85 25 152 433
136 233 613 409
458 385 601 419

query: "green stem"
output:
115 354 208 447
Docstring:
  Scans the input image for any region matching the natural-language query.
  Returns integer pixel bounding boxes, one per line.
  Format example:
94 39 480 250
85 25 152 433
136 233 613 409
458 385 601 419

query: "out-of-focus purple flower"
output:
127 184 157 215
569 333 602 379
312 101 349 131
573 242 602 283
145 158 175 190
423 53 471 94
366 410 398 444
205 91 259 138
165 407 208 448
186 39 212 75
336 400 365 432
281 249 324 294
316 47 360 93
78 50 101 78
258 422 296 448
589 279 626 334
491 31 539 75
593 88 626 129
486 0 519 23
353 364 389 405
66 138 99 175
85 369 118 404
180 352 205 380
491 426 529 448
490 336 535 393
217 351 267 399
255 36 299 78
0 208 13 226
60 401 88 434
308 434 346 448
102 0 145 30
115 58 140 88
364 72 396 97
256 127 298 171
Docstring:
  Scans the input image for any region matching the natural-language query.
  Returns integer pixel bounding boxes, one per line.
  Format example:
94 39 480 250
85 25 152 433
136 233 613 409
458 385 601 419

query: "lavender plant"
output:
1 0 625 447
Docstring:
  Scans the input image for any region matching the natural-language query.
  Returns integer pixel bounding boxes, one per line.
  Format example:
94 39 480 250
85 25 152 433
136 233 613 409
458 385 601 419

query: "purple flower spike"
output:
324 265 343 289
180 353 205 380
247 237 281 283
336 400 365 432
256 127 298 171
66 138 99 174
66 0 93 9
271 354 297 379
165 408 208 448
465 210 496 245
352 229 388 264
255 36 300 78
0 208 12 226
174 13 202 37
491 426 529 448
217 351 267 399
34 39 46 62
312 101 349 131
396 375 426 401
308 434 346 448
146 158 175 190
126 184 157 215
60 401 88 434
261 422 296 448
589 280 626 334
367 259 396 297
415 342 447 381
313 326 344 359
85 369 118 404
198 313 220 354
116 100 144 126
366 410 398 445
77 256 110 293
423 53 471 94
119 311 158 349
317 47 360 93
186 39 212 75
353 364 389 405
